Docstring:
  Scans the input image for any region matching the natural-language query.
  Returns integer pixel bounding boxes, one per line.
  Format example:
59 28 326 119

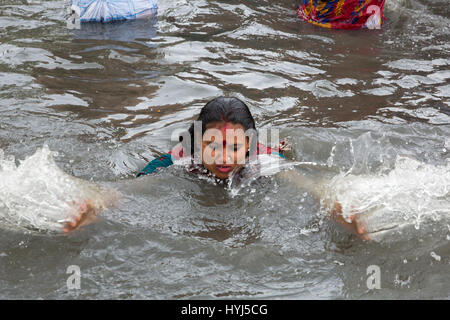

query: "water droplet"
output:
430 252 441 261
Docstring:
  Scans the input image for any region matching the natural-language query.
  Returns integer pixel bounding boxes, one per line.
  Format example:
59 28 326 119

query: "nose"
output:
222 148 229 164
214 146 232 165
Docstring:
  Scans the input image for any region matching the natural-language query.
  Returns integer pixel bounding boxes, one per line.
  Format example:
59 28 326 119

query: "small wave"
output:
385 0 410 11
227 154 303 196
0 145 118 234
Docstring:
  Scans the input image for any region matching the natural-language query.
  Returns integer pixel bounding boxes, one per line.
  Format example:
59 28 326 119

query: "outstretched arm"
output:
62 186 121 234
277 169 324 199
278 169 369 240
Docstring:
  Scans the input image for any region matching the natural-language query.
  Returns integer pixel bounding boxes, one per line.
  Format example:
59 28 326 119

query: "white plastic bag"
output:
70 0 158 23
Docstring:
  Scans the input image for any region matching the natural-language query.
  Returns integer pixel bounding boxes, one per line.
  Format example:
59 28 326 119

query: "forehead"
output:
203 122 247 143
205 121 245 131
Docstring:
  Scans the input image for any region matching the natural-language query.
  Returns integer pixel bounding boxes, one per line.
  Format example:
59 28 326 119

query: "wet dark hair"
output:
185 96 257 155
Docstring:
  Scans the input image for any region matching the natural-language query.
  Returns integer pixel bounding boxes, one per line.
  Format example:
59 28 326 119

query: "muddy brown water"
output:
0 0 449 299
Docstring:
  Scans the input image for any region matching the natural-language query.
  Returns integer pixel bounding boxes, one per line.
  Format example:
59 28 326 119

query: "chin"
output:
213 172 230 180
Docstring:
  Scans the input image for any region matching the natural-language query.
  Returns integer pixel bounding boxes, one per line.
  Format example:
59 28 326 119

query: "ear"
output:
246 130 256 148
245 129 258 162
245 135 251 151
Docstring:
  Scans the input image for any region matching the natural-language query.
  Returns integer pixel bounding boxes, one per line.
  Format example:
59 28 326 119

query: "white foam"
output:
0 146 118 233
323 156 450 240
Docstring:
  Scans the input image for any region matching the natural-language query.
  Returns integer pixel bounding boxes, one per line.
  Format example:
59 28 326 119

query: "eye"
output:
209 142 220 150
232 144 242 152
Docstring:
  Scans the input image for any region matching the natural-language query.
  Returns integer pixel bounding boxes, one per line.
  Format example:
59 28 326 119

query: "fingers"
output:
352 214 371 241
63 199 98 234
329 201 371 241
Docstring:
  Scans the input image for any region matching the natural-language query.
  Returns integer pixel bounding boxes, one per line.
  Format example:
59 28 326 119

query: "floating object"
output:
297 0 386 30
71 15 158 42
68 0 158 23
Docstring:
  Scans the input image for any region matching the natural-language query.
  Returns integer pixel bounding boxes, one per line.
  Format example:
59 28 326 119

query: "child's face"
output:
200 121 250 180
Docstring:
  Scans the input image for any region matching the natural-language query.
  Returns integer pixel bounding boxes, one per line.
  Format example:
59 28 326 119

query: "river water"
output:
0 0 449 299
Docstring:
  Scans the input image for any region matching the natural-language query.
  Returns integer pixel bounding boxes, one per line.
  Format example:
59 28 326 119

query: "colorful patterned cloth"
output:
297 0 386 30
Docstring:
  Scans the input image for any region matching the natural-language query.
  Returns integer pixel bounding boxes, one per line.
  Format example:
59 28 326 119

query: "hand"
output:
63 199 99 234
330 202 370 240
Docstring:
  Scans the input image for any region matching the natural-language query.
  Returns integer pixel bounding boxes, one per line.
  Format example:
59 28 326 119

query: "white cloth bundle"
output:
70 0 158 23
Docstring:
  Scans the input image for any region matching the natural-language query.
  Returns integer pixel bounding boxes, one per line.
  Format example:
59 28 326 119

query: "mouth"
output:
216 165 232 173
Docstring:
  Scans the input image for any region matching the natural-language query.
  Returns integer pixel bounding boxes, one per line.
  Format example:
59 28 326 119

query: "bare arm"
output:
278 169 369 240
63 187 121 234
277 169 324 198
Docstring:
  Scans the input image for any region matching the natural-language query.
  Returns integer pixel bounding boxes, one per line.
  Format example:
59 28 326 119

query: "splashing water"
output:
224 152 449 242
0 145 118 234
1 145 448 244
322 156 450 241
227 153 327 196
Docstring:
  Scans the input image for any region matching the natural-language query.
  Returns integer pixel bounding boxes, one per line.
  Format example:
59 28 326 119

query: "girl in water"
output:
136 96 286 179
65 96 368 239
